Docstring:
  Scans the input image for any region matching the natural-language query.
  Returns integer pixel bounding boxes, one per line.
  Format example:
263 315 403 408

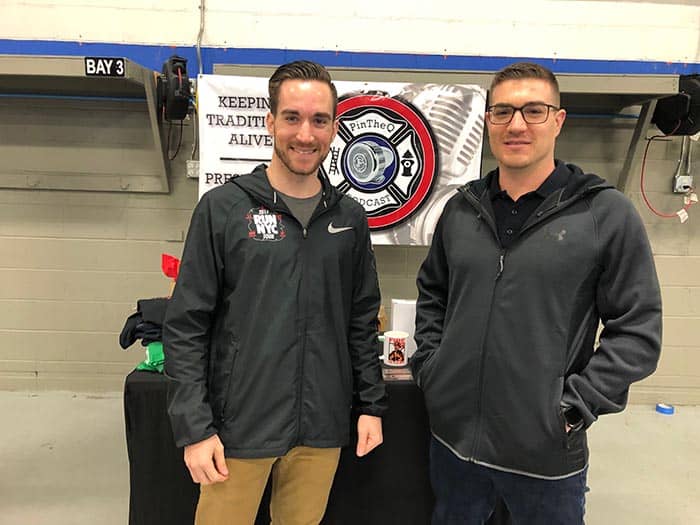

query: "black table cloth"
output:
124 369 509 524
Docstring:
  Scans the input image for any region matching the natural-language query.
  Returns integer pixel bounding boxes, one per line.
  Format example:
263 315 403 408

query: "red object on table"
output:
161 253 180 280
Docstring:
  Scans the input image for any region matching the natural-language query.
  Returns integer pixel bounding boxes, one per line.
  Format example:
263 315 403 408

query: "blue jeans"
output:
430 437 587 525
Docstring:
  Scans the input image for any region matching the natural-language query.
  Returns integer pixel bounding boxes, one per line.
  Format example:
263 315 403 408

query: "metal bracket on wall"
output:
617 99 658 195
0 55 170 193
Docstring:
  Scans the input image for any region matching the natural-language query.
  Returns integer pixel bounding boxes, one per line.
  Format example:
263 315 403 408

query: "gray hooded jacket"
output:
412 162 662 479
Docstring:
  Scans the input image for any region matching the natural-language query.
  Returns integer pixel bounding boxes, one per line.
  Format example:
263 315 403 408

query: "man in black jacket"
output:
164 61 387 525
412 62 662 524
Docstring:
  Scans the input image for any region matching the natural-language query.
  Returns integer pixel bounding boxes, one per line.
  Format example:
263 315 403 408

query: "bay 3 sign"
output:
84 57 125 77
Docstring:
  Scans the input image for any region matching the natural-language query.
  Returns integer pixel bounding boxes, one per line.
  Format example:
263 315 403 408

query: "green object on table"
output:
136 341 165 373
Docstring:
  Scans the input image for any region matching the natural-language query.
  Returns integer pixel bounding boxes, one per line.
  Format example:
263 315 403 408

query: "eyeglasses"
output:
486 103 560 125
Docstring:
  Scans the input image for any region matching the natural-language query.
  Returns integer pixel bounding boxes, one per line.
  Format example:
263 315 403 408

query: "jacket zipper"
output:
265 194 311 444
295 233 308 444
461 186 508 459
496 252 505 281
292 192 332 444
293 212 309 445
471 249 506 459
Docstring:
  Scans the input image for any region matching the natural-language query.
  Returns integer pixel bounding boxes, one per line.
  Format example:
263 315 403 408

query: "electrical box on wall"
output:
671 135 695 194
186 160 199 179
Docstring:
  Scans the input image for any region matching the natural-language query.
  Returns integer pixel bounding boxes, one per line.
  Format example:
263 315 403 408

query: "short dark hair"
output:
268 60 338 118
490 62 560 105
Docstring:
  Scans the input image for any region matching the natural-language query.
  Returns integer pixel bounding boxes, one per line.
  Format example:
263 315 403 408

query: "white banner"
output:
198 74 485 245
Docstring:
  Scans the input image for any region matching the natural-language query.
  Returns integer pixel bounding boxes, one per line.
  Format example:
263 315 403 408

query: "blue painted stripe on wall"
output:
1 39 698 76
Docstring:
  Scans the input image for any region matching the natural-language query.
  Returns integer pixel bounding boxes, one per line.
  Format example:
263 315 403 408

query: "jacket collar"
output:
465 160 612 205
230 164 341 211
489 162 570 202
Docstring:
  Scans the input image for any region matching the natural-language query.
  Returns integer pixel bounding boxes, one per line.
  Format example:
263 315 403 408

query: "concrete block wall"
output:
0 0 698 400
0 126 199 391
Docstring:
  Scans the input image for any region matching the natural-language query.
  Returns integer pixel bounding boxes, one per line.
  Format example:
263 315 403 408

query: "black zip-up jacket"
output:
164 165 387 458
412 162 662 479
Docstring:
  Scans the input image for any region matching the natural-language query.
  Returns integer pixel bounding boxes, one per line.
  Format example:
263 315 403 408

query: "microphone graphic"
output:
397 83 485 180
391 84 486 245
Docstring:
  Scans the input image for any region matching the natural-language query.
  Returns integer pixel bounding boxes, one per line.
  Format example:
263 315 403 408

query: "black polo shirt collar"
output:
488 161 570 249
489 161 570 202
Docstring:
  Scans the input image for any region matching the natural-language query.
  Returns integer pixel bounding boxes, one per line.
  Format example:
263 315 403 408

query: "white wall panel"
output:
1 2 197 45
1 1 698 63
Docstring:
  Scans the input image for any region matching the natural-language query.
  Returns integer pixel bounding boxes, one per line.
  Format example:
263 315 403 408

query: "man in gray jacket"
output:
412 62 662 524
164 60 386 525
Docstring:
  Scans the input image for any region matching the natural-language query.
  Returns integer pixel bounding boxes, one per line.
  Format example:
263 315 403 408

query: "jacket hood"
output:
464 160 614 206
229 163 343 210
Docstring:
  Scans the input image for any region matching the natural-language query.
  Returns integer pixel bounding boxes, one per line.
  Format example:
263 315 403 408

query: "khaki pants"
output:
195 446 341 525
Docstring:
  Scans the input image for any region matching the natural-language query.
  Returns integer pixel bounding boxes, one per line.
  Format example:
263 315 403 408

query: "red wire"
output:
640 136 678 218
640 130 696 219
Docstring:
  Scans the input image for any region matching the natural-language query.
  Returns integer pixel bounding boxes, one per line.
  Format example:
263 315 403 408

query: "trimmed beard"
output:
274 142 326 177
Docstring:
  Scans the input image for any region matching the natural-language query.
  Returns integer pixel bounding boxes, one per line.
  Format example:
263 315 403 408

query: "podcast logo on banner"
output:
322 95 439 231
247 207 286 241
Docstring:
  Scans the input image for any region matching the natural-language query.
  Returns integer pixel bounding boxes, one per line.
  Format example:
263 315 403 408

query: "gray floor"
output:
1 391 698 525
